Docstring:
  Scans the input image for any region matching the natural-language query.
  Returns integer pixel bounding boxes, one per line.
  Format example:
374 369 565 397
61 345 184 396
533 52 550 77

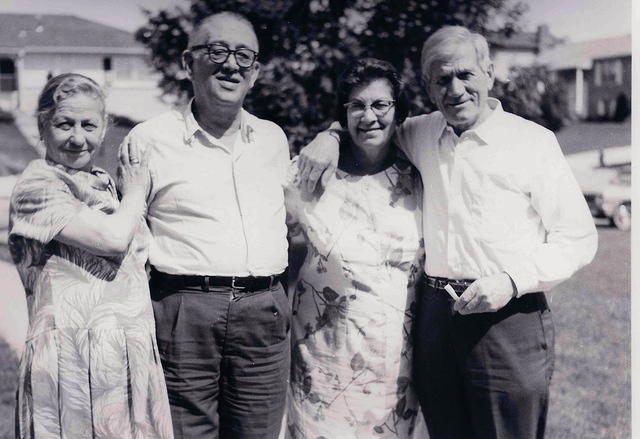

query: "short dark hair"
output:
335 58 409 127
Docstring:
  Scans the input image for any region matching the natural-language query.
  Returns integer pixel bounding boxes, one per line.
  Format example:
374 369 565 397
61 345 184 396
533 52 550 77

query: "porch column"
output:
15 50 25 111
575 68 584 117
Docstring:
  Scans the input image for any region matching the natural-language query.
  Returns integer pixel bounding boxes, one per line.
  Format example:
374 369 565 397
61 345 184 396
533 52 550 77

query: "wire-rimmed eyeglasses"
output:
343 99 395 117
189 43 259 68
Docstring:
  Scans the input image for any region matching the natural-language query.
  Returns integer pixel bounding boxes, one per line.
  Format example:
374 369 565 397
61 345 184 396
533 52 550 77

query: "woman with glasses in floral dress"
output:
286 58 428 438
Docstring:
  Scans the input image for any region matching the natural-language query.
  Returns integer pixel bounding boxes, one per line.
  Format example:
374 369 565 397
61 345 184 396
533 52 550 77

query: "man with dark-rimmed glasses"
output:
121 11 291 439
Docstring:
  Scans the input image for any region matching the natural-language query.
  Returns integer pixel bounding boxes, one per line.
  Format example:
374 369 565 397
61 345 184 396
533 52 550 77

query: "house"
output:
537 34 631 120
487 25 562 81
0 13 171 121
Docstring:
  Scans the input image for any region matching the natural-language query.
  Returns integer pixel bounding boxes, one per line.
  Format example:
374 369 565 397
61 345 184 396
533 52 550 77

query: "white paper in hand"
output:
444 284 459 301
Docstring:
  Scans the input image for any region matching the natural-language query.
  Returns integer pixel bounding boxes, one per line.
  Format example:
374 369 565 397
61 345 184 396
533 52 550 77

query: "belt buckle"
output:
450 278 468 289
230 277 246 302
231 277 246 291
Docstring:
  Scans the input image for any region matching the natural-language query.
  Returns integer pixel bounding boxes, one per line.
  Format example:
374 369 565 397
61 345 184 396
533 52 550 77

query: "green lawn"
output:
556 119 631 155
546 227 630 438
0 340 18 438
0 122 40 176
93 122 132 178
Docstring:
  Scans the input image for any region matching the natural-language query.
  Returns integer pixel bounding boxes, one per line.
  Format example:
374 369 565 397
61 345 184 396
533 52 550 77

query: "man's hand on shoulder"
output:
297 128 341 194
454 272 517 315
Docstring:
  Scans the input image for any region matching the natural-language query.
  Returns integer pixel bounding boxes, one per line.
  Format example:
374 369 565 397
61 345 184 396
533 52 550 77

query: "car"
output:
568 146 631 231
582 163 631 231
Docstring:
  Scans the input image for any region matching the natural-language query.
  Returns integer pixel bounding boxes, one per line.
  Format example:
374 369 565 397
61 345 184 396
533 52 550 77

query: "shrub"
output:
492 66 569 132
0 109 15 124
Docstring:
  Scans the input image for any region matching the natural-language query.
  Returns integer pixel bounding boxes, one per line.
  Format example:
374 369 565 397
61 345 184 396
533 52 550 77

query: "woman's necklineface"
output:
346 78 397 157
42 94 105 171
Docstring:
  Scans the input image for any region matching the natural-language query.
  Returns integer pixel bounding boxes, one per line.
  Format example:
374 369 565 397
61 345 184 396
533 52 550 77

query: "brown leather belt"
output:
424 275 475 295
150 266 284 293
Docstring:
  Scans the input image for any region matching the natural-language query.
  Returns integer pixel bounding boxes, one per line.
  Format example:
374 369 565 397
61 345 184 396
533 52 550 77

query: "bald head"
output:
189 12 259 51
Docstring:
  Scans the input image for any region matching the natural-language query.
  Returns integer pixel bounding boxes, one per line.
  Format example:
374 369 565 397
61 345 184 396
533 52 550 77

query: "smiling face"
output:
185 14 260 109
41 93 105 171
346 78 397 154
426 41 494 134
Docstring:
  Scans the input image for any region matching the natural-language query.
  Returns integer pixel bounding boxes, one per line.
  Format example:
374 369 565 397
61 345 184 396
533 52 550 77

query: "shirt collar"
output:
469 98 503 144
182 98 256 146
437 97 504 145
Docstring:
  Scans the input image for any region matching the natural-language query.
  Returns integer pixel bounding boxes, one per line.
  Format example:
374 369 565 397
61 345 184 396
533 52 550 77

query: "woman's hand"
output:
117 137 150 196
56 137 151 256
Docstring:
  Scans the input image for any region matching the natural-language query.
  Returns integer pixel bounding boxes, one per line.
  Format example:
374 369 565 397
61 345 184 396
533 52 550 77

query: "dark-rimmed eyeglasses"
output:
189 43 259 68
343 99 395 117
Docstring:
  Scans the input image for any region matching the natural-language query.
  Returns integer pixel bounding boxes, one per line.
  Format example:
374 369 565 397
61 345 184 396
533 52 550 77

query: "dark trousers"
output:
150 275 290 439
413 278 555 439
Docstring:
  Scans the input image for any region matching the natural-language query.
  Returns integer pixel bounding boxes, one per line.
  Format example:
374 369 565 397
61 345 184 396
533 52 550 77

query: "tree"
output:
491 66 570 131
135 0 526 150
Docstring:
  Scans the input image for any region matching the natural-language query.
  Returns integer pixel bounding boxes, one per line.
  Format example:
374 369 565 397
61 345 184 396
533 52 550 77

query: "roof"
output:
489 31 541 50
0 13 146 54
538 34 631 71
488 25 562 51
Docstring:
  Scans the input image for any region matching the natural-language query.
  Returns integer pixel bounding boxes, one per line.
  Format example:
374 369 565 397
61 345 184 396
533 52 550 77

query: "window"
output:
596 58 625 86
594 63 601 86
103 57 112 72
0 58 17 91
614 59 623 85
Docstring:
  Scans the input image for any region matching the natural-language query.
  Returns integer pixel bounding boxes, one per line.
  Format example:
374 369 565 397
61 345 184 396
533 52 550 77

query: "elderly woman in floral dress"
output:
286 58 428 438
9 73 172 439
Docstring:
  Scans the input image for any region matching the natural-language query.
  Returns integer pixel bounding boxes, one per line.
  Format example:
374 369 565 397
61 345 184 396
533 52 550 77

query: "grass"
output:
0 122 39 176
556 119 631 154
545 226 630 438
93 123 132 178
0 339 18 438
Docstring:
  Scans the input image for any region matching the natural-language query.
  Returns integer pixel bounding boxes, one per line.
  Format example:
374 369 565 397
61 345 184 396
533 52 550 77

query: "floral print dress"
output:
285 154 428 438
9 159 173 439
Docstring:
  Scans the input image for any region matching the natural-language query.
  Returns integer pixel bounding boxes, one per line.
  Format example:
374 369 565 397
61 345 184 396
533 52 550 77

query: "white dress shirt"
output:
127 101 290 276
395 98 598 295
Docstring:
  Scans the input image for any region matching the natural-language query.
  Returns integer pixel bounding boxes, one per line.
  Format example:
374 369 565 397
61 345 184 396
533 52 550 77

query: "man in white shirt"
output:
122 11 290 439
297 26 597 439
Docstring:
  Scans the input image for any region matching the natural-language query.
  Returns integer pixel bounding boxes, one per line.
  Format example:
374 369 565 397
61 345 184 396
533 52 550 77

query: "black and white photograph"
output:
0 0 632 438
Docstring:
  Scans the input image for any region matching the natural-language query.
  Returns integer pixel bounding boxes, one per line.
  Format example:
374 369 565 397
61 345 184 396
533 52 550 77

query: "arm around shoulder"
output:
57 141 151 257
297 122 342 193
55 187 147 256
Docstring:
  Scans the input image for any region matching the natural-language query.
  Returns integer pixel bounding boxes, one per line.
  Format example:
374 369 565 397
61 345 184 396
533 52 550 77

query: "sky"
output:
0 0 632 43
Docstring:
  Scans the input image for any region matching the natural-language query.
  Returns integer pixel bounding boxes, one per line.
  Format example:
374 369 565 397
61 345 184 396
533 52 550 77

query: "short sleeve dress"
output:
9 159 173 439
285 153 428 438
